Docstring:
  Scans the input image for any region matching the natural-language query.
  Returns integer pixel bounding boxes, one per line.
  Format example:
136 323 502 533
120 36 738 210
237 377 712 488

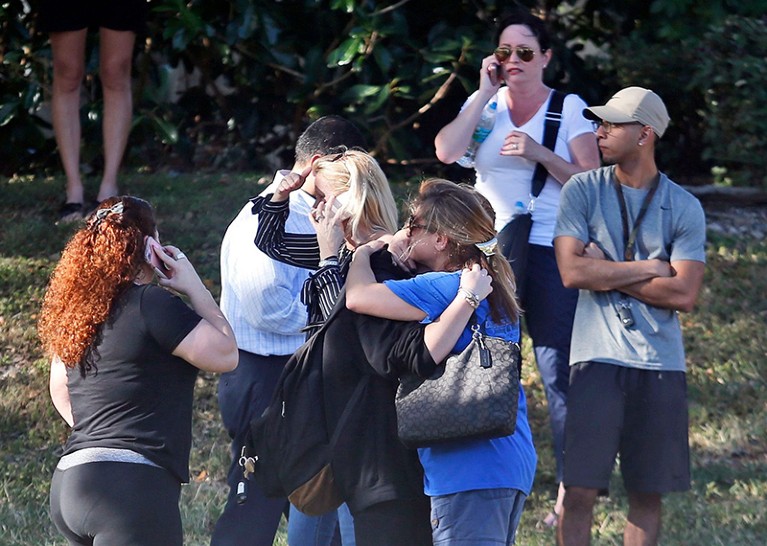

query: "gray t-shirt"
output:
555 166 706 372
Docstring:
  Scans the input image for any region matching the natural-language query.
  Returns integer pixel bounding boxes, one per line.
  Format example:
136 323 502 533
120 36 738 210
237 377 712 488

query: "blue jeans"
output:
521 244 577 483
288 503 356 546
430 488 527 545
211 351 289 546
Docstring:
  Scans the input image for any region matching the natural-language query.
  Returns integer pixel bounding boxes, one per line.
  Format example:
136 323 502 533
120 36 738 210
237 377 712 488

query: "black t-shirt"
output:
63 284 202 482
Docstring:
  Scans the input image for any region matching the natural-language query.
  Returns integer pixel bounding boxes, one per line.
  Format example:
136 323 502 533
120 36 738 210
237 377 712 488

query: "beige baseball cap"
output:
583 86 670 138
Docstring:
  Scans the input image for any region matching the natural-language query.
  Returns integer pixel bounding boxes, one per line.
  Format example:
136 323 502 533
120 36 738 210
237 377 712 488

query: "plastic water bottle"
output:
512 200 526 217
456 99 498 168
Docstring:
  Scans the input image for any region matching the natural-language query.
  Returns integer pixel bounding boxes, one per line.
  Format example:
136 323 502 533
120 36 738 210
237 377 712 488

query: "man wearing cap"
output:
553 87 706 546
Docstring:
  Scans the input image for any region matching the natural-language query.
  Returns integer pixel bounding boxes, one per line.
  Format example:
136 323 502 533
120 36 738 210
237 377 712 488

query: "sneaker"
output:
56 202 84 225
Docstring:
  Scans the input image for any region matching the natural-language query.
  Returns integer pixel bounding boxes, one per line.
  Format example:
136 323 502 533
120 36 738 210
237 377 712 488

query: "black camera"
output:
617 305 634 328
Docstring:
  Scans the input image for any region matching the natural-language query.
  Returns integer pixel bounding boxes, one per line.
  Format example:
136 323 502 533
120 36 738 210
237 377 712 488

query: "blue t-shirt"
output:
384 271 537 496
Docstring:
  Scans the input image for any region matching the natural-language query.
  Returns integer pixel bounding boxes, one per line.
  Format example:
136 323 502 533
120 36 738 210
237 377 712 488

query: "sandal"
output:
56 202 84 225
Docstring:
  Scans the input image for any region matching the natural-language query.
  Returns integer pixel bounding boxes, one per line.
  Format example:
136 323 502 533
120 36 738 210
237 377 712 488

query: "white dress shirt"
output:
219 170 316 355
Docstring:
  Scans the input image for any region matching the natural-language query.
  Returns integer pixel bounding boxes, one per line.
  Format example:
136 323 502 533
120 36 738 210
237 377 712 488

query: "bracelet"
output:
319 256 339 268
458 287 481 309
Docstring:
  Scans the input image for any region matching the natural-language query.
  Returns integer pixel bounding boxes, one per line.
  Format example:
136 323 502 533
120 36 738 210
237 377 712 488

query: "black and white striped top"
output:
252 195 350 336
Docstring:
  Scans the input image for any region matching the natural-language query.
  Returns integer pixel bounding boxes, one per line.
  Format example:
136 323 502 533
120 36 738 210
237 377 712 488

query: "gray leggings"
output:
50 461 182 546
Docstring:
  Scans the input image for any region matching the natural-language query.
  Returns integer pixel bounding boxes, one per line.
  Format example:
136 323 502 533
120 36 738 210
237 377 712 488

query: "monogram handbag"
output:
395 322 521 448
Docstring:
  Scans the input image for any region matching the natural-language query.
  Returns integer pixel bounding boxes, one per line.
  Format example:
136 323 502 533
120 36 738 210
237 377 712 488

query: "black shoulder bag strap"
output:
531 90 566 198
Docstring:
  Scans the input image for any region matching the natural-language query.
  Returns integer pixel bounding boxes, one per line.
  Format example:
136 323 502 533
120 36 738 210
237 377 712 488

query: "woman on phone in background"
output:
346 179 537 545
39 196 238 545
434 8 599 524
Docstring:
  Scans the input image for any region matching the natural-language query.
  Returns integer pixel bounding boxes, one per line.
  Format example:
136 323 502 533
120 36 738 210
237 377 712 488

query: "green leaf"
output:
364 85 390 115
330 0 355 13
328 37 364 66
148 113 179 145
373 46 394 73
341 84 382 103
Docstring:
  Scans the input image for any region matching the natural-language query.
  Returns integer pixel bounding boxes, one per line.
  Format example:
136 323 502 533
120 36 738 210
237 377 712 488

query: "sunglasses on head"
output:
494 45 536 63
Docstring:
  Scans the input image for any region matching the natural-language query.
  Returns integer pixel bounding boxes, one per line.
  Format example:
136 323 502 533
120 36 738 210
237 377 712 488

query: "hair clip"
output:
91 201 124 227
475 237 498 257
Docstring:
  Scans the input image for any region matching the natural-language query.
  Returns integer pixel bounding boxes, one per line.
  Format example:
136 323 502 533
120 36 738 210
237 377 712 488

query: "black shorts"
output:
563 361 691 494
38 0 149 34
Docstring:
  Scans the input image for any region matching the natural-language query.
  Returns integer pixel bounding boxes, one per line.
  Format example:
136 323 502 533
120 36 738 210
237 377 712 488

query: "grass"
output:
1 171 766 545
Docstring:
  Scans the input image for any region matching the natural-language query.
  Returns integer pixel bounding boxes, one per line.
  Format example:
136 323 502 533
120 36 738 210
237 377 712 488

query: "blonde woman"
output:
254 148 399 333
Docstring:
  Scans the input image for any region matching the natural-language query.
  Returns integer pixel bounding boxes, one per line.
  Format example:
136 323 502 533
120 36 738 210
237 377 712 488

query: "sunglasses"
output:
405 215 429 236
494 45 536 63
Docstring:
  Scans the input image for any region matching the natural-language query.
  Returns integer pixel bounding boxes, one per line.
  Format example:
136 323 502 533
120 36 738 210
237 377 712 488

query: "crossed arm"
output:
554 236 705 312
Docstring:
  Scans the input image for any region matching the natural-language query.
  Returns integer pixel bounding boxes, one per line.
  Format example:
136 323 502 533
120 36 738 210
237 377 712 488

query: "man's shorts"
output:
39 0 149 34
563 361 691 494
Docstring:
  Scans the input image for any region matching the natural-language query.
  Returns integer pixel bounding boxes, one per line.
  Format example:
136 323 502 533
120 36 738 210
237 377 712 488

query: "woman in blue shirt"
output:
347 179 537 545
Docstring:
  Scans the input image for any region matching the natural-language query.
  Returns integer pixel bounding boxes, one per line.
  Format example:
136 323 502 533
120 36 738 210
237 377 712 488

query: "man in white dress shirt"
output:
211 116 366 546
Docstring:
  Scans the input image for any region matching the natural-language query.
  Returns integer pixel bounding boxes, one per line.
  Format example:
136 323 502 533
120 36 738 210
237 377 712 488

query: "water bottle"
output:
456 99 498 168
512 200 526 218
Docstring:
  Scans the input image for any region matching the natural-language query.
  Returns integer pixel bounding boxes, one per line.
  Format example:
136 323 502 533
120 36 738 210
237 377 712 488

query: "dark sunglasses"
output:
405 215 429 236
494 45 536 63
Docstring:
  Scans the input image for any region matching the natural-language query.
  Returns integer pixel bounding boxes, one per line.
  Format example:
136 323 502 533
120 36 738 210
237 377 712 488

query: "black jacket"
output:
320 251 438 513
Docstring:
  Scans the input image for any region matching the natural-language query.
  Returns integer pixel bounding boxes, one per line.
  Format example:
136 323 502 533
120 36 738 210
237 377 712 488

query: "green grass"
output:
1 172 765 545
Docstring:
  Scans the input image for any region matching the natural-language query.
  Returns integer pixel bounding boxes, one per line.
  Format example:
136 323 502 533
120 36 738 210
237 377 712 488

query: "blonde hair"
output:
410 178 521 324
313 149 399 243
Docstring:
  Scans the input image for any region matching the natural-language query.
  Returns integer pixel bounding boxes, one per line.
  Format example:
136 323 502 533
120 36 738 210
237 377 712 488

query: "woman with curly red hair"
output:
39 196 238 546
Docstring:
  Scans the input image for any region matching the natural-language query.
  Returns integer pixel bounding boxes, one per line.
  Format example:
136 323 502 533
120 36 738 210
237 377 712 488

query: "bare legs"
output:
49 27 135 211
98 28 135 201
558 486 597 546
625 492 662 546
50 30 87 205
557 487 662 546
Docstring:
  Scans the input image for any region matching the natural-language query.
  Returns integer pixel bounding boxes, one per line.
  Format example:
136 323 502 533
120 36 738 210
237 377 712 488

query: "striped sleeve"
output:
253 195 321 269
313 265 344 319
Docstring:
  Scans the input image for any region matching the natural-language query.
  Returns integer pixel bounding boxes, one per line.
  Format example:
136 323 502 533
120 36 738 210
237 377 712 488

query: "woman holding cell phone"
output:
434 7 600 527
39 196 238 546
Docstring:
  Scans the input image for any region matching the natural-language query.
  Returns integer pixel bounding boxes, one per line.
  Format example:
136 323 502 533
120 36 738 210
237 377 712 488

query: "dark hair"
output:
295 115 367 165
495 8 551 51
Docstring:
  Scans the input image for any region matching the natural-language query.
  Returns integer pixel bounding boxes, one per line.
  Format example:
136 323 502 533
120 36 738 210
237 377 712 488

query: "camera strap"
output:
613 172 660 262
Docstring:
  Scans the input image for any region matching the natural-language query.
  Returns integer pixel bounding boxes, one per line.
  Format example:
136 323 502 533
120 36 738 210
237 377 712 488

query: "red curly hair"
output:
38 196 157 373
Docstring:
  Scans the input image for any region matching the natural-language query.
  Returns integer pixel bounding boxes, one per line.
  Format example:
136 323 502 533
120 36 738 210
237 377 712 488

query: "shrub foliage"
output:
1 1 766 186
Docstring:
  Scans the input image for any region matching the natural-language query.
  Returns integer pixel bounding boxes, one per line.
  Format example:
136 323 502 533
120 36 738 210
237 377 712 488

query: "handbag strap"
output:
531 90 566 198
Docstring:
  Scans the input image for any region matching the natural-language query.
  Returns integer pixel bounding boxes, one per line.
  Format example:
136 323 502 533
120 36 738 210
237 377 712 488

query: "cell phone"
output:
489 63 502 86
144 236 170 279
331 191 349 212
